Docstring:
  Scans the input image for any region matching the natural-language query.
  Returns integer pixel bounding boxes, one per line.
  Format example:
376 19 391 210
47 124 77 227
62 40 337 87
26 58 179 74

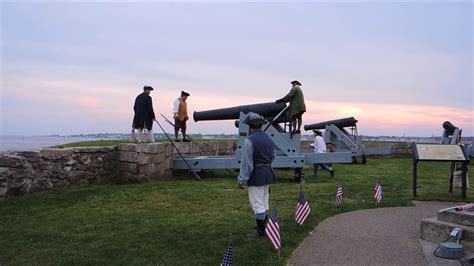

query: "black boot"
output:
247 219 265 238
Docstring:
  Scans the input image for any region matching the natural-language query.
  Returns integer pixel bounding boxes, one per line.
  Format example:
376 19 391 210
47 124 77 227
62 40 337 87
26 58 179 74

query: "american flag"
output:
335 178 343 207
220 241 233 266
142 128 149 142
374 180 382 204
455 203 474 212
265 206 281 251
295 191 310 225
128 128 136 143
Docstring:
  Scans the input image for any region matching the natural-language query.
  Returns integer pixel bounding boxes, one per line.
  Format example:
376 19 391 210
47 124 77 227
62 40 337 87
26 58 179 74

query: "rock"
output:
138 163 155 175
137 153 154 165
137 143 161 153
10 166 34 180
0 186 7 198
0 155 25 168
63 166 73 172
17 151 41 163
41 149 73 160
119 162 138 174
0 168 11 180
29 178 53 192
119 151 138 162
117 144 137 152
65 159 77 166
74 147 115 153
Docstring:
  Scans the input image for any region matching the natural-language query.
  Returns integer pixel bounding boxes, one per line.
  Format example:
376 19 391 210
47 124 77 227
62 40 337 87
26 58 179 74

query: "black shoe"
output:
183 138 191 142
295 130 301 134
330 170 335 177
247 219 265 238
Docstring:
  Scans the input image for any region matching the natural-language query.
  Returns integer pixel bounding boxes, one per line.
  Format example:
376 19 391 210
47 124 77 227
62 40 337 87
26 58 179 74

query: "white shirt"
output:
313 135 327 153
172 98 180 114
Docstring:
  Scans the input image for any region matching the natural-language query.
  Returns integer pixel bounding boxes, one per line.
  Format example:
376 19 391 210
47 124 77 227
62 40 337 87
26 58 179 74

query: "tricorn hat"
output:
291 80 302 86
181 91 190 97
143 85 154 91
312 129 322 135
244 112 267 126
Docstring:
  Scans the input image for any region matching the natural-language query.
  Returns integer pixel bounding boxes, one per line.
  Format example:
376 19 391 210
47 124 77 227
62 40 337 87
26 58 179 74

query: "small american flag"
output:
374 180 382 204
335 178 343 207
455 203 474 212
128 128 136 143
220 241 233 266
295 191 310 225
142 128 149 142
265 206 281 251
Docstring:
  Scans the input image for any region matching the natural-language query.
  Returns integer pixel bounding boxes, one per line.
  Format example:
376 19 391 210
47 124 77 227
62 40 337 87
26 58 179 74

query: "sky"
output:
1 1 472 137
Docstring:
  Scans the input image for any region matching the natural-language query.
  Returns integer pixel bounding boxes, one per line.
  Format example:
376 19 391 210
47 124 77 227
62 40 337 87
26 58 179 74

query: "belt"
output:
255 163 271 168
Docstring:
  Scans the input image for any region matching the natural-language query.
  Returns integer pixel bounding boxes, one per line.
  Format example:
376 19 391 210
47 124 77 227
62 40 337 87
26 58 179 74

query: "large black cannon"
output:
304 117 358 131
194 102 287 122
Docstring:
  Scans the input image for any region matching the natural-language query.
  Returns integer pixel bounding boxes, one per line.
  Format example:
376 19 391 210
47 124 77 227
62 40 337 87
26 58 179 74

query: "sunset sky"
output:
1 1 472 137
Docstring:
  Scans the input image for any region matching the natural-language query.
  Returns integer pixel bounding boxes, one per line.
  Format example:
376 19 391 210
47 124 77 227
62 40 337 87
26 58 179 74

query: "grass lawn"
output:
0 157 471 265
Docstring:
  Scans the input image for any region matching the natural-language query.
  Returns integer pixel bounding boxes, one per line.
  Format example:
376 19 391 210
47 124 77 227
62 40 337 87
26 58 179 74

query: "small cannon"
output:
441 121 461 144
304 117 391 163
173 102 353 171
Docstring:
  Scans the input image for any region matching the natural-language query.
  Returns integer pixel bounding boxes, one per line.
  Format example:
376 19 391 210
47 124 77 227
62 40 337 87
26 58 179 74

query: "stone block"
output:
0 186 7 198
10 166 34 180
119 162 138 174
0 168 11 181
119 151 138 162
29 178 53 192
117 144 137 152
41 149 73 160
65 159 78 166
136 143 161 153
154 153 166 164
17 151 41 163
74 147 115 153
0 155 25 168
138 163 156 175
137 153 154 165
70 171 90 184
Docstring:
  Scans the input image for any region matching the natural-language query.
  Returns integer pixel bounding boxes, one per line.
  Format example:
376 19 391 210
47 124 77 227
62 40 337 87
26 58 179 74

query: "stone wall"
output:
0 147 118 198
0 141 237 199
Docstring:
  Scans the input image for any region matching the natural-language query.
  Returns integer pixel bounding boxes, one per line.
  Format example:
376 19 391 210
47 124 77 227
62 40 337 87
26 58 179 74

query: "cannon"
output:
194 102 287 122
304 117 391 163
173 102 353 171
304 117 358 131
441 121 461 144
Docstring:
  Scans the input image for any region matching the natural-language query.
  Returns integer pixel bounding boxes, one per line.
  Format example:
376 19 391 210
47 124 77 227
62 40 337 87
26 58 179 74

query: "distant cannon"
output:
304 117 358 131
441 121 461 144
194 102 287 122
304 117 391 163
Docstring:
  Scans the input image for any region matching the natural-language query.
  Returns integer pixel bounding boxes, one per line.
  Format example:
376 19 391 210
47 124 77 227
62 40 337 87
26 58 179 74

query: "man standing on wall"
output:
276 80 306 134
133 85 157 142
173 91 190 142
238 112 277 238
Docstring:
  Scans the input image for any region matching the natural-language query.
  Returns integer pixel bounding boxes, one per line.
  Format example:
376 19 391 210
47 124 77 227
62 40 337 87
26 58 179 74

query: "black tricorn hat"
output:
291 80 302 86
143 85 154 91
181 91 190 97
244 112 267 126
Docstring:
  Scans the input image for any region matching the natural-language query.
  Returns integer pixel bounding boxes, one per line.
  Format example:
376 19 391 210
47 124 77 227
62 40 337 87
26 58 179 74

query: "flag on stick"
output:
142 128 149 142
295 191 310 225
220 241 233 266
374 179 382 205
265 206 281 251
129 128 136 143
335 177 344 207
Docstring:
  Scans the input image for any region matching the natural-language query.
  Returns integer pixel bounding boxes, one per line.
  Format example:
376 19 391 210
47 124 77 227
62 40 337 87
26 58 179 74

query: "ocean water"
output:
0 136 106 152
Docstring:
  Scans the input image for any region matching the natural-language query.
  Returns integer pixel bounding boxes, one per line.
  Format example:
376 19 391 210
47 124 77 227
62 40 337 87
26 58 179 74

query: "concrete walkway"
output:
288 201 456 265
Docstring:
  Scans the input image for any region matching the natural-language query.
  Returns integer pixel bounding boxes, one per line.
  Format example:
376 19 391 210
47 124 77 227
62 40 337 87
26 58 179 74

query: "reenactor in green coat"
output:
276 80 306 133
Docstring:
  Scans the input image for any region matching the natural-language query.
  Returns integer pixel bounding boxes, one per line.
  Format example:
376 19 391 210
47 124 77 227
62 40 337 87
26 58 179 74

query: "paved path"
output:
288 201 455 265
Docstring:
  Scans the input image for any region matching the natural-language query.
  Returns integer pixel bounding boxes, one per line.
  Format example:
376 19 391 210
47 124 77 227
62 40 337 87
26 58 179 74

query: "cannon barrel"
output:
304 117 358 131
194 102 287 122
442 121 457 134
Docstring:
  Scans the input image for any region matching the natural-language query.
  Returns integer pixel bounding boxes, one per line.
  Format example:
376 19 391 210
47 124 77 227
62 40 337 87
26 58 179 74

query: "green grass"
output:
0 157 471 265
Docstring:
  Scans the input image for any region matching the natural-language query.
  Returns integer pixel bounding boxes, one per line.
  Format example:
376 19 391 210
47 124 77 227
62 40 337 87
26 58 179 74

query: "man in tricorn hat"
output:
237 112 277 238
276 80 306 133
132 85 157 142
172 91 190 142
